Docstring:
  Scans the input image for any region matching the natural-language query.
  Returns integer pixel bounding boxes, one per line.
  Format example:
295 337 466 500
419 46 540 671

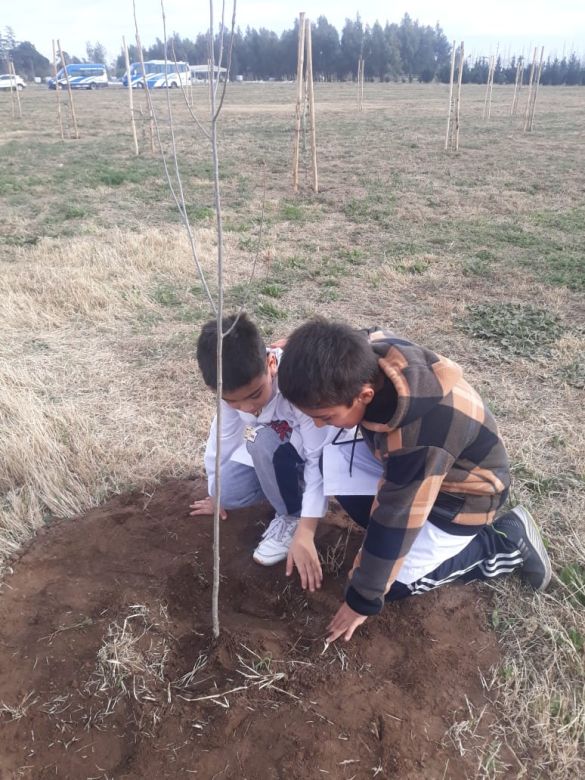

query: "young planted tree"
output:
133 0 237 637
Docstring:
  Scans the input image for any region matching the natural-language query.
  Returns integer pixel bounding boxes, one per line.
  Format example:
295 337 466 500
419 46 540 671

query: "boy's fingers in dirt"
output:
285 552 294 577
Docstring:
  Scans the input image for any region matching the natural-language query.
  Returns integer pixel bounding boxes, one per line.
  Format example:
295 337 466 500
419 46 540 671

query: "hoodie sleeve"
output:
204 403 245 498
345 445 455 615
295 411 336 518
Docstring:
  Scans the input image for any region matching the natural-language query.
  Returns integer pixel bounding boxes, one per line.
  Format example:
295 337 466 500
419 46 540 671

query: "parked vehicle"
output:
0 74 26 90
48 63 108 90
123 60 191 89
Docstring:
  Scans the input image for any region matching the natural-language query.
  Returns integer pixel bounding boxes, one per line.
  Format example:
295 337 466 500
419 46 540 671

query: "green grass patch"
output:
395 257 430 275
259 283 286 298
558 564 585 608
279 202 307 222
63 205 87 220
457 303 564 357
343 192 395 226
185 204 214 222
152 283 182 307
511 462 585 499
462 249 497 278
521 249 584 292
556 359 585 390
256 300 287 321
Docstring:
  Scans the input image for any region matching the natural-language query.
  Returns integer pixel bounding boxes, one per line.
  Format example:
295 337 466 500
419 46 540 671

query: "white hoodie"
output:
203 351 336 518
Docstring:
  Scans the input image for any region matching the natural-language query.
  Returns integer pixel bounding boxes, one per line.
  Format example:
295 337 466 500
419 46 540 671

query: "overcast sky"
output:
6 1 585 64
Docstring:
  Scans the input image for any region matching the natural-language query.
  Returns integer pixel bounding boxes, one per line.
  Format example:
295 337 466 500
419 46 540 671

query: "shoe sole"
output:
512 506 552 591
252 554 286 567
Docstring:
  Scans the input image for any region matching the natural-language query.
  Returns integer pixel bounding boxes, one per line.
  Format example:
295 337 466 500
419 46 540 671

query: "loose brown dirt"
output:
0 479 505 779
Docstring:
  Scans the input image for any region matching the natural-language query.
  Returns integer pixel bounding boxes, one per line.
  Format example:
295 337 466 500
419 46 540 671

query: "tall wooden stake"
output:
57 40 79 139
445 40 456 150
357 56 365 112
292 12 306 192
5 59 16 118
304 17 318 193
134 27 156 153
483 55 495 120
446 42 464 151
52 40 64 140
523 47 538 132
454 42 464 151
123 36 139 156
511 57 523 116
525 46 544 132
6 60 22 119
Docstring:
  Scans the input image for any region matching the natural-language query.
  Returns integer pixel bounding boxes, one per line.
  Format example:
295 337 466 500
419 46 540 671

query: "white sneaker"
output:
253 514 299 566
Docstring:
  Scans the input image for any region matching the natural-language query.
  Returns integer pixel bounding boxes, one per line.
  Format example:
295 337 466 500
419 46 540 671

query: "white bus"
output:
123 60 191 89
48 63 108 90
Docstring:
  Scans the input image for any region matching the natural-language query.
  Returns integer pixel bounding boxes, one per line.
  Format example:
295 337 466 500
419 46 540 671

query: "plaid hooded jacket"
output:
345 331 510 616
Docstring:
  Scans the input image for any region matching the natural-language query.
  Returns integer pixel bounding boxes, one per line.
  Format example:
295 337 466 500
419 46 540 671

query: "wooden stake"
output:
134 29 155 153
454 42 464 151
445 40 456 150
483 55 495 120
6 60 22 119
523 47 537 132
511 57 523 116
5 58 16 118
304 17 318 193
123 36 139 156
292 12 306 192
52 40 65 141
357 56 365 112
57 40 79 139
526 46 544 131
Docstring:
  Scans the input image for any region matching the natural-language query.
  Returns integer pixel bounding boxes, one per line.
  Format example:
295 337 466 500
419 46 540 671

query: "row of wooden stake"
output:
446 41 545 150
22 34 545 167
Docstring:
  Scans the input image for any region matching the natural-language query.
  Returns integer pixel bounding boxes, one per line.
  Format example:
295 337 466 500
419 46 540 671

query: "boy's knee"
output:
246 425 279 460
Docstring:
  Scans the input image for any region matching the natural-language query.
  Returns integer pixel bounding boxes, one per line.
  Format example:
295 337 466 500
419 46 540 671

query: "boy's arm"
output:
345 445 455 616
203 403 245 499
295 411 337 519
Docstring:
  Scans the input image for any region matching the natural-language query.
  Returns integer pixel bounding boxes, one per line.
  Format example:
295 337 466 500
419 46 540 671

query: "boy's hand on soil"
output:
189 496 227 520
286 534 322 592
327 603 367 643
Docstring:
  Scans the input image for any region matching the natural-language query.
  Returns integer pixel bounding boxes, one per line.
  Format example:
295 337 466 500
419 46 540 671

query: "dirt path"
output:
0 480 504 779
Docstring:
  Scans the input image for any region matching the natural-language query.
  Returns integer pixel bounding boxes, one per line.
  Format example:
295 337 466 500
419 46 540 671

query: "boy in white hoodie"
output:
190 313 334 565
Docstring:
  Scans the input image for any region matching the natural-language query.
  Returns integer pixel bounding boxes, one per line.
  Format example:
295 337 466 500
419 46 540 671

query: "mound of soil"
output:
0 480 502 779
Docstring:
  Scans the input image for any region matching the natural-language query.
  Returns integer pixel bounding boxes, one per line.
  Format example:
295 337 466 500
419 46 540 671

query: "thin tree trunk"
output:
292 12 306 192
57 40 79 139
455 42 464 151
123 36 139 156
445 41 456 150
9 60 22 119
52 40 65 141
523 47 537 132
209 0 225 641
305 18 318 193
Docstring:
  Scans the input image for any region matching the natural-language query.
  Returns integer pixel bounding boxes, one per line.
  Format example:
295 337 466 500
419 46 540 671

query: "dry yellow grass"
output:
0 82 583 775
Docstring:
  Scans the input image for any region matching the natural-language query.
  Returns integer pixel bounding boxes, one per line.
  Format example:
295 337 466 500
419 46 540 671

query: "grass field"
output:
1 81 584 776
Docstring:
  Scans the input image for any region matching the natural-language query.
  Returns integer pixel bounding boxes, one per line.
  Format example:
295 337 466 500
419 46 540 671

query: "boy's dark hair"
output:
278 318 379 407
196 313 267 392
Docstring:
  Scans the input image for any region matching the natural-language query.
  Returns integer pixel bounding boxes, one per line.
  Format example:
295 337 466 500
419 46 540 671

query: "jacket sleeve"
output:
295 411 336 518
204 403 245 498
345 445 455 615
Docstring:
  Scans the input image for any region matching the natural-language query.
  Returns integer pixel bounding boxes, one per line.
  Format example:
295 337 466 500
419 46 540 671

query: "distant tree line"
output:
1 19 585 86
